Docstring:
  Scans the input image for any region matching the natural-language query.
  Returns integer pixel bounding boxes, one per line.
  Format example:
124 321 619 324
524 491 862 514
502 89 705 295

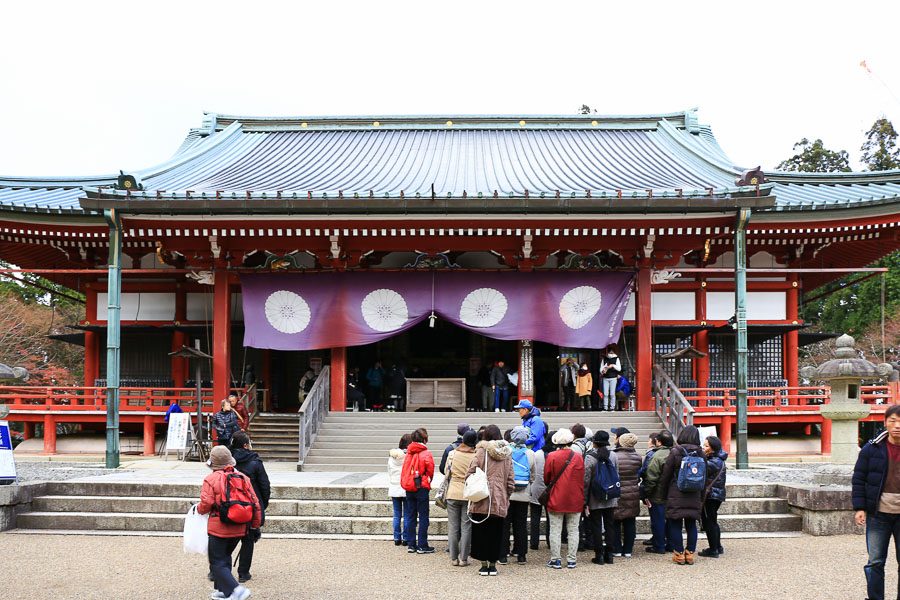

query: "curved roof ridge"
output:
206 109 702 132
134 121 245 180
653 119 742 178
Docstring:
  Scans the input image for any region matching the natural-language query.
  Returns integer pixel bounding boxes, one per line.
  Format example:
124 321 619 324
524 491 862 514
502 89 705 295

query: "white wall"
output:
186 293 244 321
651 292 695 320
96 293 175 321
707 291 786 320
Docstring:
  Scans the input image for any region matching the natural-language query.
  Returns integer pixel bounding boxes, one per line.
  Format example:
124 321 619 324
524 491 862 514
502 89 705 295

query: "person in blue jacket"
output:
853 404 900 600
514 400 546 452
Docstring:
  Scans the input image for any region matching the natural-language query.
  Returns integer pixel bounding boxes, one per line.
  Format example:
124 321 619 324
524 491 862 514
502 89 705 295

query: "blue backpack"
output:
590 454 621 501
616 377 632 396
511 446 530 489
676 449 707 493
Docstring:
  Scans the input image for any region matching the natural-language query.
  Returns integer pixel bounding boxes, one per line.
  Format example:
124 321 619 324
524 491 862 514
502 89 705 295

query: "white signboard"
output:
698 425 719 445
0 421 18 482
166 413 190 451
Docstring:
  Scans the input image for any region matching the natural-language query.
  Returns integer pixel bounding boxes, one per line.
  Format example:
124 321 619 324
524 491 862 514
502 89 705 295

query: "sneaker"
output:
229 586 251 600
546 559 562 569
452 559 459 567
479 566 490 576
624 553 632 558
494 408 501 413
488 567 498 576
459 560 470 567
238 574 251 583
401 541 408 546
407 546 417 554
566 561 577 569
394 540 402 546
210 593 227 600
517 557 527 564
497 557 508 565
417 546 436 554
612 552 623 557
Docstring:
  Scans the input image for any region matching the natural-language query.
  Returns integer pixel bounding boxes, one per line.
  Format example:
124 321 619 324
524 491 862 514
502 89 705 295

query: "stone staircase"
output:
12 480 802 539
248 414 299 462
301 410 666 472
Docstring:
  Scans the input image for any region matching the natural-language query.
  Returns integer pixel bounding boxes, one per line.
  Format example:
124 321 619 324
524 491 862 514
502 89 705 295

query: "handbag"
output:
538 450 574 506
435 457 451 510
183 504 209 555
466 449 493 524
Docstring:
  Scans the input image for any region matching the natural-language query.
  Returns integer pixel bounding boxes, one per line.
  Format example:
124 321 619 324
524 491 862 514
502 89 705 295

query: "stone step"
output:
15 511 800 536
31 495 786 518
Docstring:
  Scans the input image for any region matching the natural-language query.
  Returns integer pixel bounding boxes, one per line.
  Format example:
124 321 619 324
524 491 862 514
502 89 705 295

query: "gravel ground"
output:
12 462 131 482
4 533 892 599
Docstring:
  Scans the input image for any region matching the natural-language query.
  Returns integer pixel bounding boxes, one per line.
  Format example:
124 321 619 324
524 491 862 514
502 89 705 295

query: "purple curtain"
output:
240 271 634 351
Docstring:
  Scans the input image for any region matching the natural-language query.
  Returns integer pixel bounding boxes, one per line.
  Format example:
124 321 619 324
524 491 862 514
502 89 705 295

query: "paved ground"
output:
5 533 891 599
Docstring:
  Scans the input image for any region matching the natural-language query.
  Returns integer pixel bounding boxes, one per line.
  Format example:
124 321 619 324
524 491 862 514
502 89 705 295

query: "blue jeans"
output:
404 488 430 549
493 387 509 411
649 502 669 551
666 517 698 553
865 511 900 600
392 497 406 542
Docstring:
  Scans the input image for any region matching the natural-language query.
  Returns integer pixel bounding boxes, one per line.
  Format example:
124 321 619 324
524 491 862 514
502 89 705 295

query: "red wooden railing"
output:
0 386 246 412
680 384 898 412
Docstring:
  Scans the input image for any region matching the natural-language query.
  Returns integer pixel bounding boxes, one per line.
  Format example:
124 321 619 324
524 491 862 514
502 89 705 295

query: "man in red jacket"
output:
401 427 435 554
544 428 585 569
199 445 262 600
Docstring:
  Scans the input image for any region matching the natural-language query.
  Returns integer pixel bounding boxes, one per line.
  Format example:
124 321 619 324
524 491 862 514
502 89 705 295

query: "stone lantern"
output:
800 335 893 463
0 363 28 419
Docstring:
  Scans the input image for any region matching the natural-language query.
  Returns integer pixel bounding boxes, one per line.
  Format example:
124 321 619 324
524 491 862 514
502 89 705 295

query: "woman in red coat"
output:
198 445 262 600
401 427 435 554
543 428 585 569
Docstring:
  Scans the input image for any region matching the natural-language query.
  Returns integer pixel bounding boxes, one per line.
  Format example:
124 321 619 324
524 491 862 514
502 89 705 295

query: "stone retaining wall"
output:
776 484 863 536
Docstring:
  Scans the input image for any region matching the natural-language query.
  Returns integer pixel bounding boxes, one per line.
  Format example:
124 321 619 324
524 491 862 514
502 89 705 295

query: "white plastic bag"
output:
183 504 209 555
464 451 490 503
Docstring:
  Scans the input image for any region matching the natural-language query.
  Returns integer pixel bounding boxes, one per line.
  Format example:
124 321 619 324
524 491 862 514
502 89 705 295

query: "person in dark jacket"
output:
213 399 240 447
439 423 469 475
638 432 660 547
491 360 510 412
387 364 406 412
699 435 727 558
643 430 673 554
230 431 271 583
660 425 704 565
853 405 900 600
611 433 642 557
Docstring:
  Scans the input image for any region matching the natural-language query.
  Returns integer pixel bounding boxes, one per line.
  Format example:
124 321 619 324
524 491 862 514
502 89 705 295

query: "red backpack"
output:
216 471 256 525
400 453 422 492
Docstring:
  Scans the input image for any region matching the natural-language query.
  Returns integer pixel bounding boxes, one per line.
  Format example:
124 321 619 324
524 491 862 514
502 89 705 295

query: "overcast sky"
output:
1 0 898 177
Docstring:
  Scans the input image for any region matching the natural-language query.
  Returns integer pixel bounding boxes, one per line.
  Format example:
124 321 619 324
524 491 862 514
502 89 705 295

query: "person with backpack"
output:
642 430 674 554
599 345 622 411
501 426 535 565
575 363 593 411
230 432 270 584
659 425 705 565
388 434 412 546
699 435 727 558
583 430 619 565
466 424 515 576
544 428 585 569
401 428 435 554
445 429 477 566
440 423 470 475
611 432 641 558
198 445 261 600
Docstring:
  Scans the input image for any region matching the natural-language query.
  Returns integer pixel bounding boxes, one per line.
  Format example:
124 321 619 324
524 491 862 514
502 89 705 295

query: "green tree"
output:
776 138 851 173
861 118 900 171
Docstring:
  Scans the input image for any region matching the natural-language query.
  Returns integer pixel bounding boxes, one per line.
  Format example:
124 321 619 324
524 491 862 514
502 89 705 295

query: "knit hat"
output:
552 428 575 446
208 445 236 470
462 430 478 447
618 433 638 449
457 422 470 436
510 426 529 445
592 430 610 446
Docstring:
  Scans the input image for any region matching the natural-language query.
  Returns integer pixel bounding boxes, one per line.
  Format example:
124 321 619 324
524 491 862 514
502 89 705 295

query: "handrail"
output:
242 383 259 428
0 386 245 412
652 364 695 437
297 366 330 470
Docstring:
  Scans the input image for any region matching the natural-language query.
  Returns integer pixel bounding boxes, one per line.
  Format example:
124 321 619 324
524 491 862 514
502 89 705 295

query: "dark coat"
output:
660 443 704 521
232 447 271 524
705 449 728 503
853 431 889 514
213 410 240 443
491 365 510 388
613 447 642 520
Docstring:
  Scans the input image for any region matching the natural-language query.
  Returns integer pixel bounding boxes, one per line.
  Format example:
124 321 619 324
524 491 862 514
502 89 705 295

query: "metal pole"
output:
195 339 203 445
735 208 751 469
104 209 122 469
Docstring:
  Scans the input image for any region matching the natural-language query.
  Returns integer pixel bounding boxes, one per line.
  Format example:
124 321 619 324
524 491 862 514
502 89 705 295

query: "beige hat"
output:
208 445 236 470
618 433 639 449
552 428 575 446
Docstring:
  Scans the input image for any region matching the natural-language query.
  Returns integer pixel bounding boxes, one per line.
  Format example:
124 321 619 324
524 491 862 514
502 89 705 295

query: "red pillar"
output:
821 419 832 455
213 270 232 406
142 415 156 456
330 347 347 411
720 415 732 454
42 415 57 454
83 285 100 388
171 285 188 387
23 422 34 440
694 280 710 389
635 266 653 411
784 273 800 402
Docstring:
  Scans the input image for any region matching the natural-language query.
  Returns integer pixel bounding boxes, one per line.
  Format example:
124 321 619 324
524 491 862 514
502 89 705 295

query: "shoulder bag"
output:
538 449 574 506
466 449 493 524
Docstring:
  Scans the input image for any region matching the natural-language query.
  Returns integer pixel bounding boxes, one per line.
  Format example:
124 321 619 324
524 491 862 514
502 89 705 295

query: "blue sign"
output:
0 424 12 451
0 421 17 481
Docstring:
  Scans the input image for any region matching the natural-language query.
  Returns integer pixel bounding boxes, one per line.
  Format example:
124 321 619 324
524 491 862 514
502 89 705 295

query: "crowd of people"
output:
388 401 728 575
